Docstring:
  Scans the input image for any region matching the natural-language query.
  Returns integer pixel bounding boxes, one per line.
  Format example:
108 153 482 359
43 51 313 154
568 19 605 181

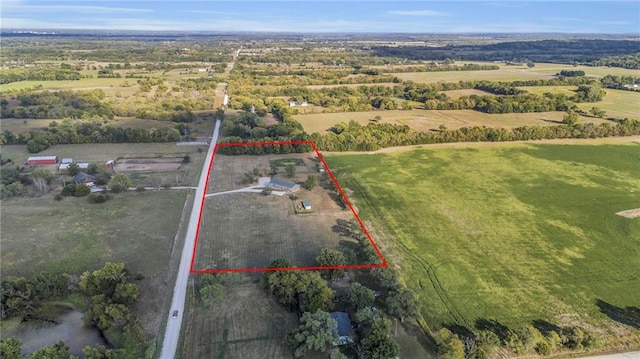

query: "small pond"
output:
2 308 108 357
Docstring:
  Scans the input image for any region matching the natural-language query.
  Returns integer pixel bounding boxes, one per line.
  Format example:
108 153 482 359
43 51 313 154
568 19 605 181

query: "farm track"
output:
343 171 469 327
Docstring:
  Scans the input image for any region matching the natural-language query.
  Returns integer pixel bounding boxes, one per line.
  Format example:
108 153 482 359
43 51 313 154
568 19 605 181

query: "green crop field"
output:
294 109 606 134
326 142 640 345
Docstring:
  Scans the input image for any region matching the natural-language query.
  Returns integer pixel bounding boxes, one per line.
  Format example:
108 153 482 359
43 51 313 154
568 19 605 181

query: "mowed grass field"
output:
325 142 640 343
0 191 187 277
294 109 606 134
520 87 640 120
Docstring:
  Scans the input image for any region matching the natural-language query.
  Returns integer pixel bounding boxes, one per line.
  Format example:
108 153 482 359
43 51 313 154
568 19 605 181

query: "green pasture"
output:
0 191 187 277
326 143 640 338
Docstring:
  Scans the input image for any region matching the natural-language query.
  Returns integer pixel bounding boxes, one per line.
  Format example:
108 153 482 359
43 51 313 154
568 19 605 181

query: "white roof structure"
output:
28 156 58 161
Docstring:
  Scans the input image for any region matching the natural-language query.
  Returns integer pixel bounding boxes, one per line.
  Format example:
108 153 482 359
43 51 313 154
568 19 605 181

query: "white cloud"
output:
387 10 448 17
597 20 631 26
1 2 151 14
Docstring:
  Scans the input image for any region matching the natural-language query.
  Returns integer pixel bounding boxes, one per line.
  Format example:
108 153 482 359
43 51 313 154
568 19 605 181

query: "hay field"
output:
325 142 640 347
294 109 606 134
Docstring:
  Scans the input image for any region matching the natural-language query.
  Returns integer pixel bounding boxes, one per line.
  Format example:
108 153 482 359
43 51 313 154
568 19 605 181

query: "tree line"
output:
0 68 82 84
1 117 182 153
308 118 640 152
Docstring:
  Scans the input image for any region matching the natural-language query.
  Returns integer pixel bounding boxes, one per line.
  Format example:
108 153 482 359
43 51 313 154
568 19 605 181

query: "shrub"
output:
54 194 63 201
136 186 146 192
74 184 90 197
61 183 77 196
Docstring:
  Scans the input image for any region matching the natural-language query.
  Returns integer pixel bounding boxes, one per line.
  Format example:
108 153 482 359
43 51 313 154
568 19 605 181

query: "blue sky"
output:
1 1 639 33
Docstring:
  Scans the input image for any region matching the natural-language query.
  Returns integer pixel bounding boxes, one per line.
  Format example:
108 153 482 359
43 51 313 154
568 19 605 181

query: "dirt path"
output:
578 351 640 359
323 136 640 156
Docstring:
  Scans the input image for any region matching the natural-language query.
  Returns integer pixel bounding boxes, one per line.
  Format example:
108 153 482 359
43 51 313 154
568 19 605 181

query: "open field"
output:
390 68 553 83
0 116 176 133
441 88 496 99
294 109 607 134
306 82 398 89
528 63 640 78
181 281 297 359
193 152 380 271
514 87 640 120
325 142 640 346
577 89 640 120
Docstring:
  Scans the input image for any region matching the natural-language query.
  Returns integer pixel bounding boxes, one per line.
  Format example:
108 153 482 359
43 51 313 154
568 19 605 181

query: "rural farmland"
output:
326 140 640 349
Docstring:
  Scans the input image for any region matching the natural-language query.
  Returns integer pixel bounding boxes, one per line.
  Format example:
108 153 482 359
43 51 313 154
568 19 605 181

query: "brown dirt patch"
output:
616 208 640 219
114 157 184 173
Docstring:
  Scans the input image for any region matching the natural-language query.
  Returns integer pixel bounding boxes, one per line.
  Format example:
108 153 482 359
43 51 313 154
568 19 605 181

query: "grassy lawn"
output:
577 89 640 120
325 143 640 344
0 191 187 277
294 109 606 134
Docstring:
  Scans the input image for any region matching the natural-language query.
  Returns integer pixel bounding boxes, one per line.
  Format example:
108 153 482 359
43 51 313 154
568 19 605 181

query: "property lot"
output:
181 282 297 359
193 150 383 271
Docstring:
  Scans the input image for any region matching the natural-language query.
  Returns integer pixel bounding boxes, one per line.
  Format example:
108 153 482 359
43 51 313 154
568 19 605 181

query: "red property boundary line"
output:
189 140 388 274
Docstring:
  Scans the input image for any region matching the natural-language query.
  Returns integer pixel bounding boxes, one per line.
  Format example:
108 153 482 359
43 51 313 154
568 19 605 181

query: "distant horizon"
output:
3 29 640 36
1 1 639 34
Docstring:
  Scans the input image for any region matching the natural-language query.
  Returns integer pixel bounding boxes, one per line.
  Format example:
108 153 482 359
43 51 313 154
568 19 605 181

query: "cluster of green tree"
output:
0 159 25 198
230 71 399 88
0 272 75 318
309 118 640 151
588 52 640 69
79 262 147 355
558 69 586 77
196 273 243 308
1 118 181 153
600 74 640 90
572 84 606 102
0 68 82 84
436 322 598 359
216 111 312 154
371 40 640 64
96 69 122 78
1 90 114 119
361 63 500 74
0 338 132 359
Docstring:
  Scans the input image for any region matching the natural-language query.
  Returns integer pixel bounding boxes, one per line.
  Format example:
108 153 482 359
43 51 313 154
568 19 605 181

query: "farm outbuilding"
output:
61 158 73 164
302 200 312 210
59 162 90 172
27 156 58 165
73 173 96 185
268 177 300 193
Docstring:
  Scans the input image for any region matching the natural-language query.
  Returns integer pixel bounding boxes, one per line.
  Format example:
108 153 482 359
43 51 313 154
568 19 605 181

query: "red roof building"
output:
27 156 58 165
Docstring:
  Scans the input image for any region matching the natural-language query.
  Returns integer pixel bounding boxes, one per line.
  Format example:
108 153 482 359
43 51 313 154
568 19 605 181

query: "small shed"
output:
302 200 312 210
61 158 73 164
105 160 115 168
27 155 58 165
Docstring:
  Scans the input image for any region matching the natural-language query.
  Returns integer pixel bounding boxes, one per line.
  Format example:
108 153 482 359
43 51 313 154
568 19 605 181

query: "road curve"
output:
159 119 221 359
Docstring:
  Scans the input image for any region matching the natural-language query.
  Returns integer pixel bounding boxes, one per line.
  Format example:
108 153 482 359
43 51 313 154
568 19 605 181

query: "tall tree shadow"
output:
475 318 509 341
596 299 640 329
532 319 563 336
444 323 474 339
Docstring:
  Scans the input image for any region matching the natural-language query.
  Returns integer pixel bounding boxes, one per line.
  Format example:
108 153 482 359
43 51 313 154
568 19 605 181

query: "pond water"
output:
3 309 108 357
